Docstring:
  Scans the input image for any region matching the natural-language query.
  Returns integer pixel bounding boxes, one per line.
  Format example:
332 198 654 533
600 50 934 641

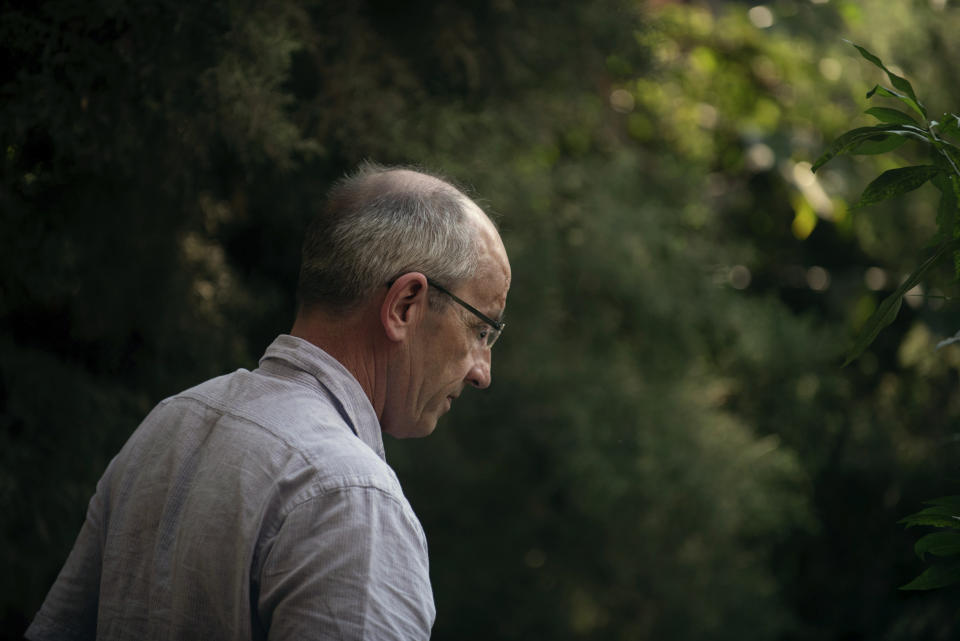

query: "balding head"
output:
330 168 455 205
297 163 496 313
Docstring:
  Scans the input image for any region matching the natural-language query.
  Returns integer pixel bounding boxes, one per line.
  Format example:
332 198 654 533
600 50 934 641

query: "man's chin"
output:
382 416 440 439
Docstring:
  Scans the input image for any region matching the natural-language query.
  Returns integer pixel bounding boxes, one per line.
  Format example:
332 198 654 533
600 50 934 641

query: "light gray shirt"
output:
26 335 435 641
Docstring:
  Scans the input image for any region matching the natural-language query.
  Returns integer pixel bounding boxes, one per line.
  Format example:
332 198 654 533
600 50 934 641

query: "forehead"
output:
464 206 511 313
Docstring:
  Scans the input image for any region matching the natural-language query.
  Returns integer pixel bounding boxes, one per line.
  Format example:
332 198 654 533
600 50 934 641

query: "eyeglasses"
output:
426 278 505 348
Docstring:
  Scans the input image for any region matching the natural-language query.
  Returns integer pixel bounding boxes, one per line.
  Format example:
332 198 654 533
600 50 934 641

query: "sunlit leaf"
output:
812 125 927 172
864 107 918 126
851 134 907 155
866 85 926 121
844 239 960 366
854 165 940 209
900 562 960 590
849 41 926 118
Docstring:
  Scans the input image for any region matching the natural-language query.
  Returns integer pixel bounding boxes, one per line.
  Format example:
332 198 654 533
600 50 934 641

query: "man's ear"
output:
381 272 429 342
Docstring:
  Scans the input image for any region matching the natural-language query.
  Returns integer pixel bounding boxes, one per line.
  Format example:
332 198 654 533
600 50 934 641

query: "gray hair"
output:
297 164 482 312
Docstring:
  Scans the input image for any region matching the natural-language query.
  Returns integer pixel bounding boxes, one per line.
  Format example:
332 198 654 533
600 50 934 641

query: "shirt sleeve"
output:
256 485 435 641
24 489 104 641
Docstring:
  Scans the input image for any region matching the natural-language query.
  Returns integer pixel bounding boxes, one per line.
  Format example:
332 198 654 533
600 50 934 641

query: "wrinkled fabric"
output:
26 334 435 641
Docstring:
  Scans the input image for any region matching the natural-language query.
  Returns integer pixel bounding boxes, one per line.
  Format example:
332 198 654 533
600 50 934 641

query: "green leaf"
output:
925 496 960 510
900 505 960 528
844 295 900 367
900 561 960 590
932 172 958 246
902 515 960 529
851 134 907 155
939 113 960 141
940 143 960 179
844 239 960 366
915 531 960 560
865 107 919 126
854 165 940 209
849 41 926 118
931 148 960 276
812 125 928 172
866 85 926 121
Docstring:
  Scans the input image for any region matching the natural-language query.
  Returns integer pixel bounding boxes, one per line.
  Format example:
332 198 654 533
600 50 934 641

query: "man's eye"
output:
478 328 489 341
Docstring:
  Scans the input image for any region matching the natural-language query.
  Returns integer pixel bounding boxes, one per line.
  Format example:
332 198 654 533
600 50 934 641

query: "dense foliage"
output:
2 1 959 639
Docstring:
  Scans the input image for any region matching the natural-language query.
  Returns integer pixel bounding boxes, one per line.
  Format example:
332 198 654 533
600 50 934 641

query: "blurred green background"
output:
3 0 960 639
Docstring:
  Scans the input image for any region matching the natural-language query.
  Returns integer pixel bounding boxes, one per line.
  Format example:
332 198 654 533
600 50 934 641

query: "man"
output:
26 165 511 640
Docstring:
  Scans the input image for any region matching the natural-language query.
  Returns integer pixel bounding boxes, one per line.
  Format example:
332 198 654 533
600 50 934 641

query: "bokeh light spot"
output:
748 6 775 28
864 267 887 291
730 265 752 289
806 266 830 291
610 89 635 113
818 57 842 81
746 143 775 171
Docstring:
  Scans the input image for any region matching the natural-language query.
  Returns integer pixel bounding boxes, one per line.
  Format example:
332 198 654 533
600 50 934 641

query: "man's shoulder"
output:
153 367 399 494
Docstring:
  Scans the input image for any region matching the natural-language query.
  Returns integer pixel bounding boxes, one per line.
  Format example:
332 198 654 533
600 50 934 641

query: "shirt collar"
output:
258 334 385 461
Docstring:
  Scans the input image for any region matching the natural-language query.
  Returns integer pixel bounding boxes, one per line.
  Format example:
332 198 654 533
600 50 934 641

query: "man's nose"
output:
466 349 492 389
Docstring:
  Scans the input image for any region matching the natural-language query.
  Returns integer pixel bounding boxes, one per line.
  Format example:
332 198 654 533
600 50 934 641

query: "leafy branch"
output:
813 42 960 366
815 42 960 593
899 496 960 591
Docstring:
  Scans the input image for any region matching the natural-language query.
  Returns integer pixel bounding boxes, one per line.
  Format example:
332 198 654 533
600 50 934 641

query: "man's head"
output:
294 164 511 438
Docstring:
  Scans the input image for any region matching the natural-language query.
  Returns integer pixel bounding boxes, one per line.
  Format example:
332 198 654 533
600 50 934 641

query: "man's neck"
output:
290 306 387 420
